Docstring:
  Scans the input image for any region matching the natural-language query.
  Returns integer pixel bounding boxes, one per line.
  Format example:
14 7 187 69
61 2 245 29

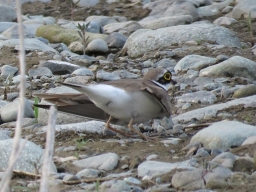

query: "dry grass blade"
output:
39 106 57 192
0 0 27 191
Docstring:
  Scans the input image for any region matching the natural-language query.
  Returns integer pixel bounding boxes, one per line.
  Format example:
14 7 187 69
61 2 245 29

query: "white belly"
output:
101 91 162 123
83 84 163 123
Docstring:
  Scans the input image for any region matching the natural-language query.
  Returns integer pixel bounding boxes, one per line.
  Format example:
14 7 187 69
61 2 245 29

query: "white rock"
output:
138 160 197 178
73 0 99 8
106 32 128 48
143 0 198 21
73 153 119 171
194 77 214 89
103 21 142 34
171 168 205 190
85 15 122 26
197 0 233 18
72 67 94 76
124 177 141 185
172 166 232 190
213 17 237 26
68 41 84 54
204 166 233 188
0 38 58 53
0 98 34 123
146 154 158 161
25 24 45 37
160 138 181 145
1 118 36 129
230 0 256 19
64 76 92 84
0 100 8 108
210 152 236 169
155 58 176 68
242 135 256 146
41 121 105 133
200 56 256 80
0 4 16 22
112 70 139 79
139 15 193 30
177 91 217 104
28 67 53 77
191 121 256 149
96 70 121 81
106 170 133 179
0 131 10 140
0 22 17 33
86 20 104 33
222 6 234 13
174 55 216 73
86 39 108 53
173 95 256 123
1 64 18 78
99 180 131 191
76 169 100 178
22 16 55 24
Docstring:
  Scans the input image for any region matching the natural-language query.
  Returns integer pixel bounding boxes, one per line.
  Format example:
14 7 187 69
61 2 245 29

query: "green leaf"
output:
77 31 83 38
34 97 39 121
4 74 13 86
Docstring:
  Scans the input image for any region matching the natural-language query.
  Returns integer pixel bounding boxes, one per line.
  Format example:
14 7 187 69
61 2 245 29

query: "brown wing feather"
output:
141 80 172 117
34 93 92 106
34 93 109 121
101 79 144 92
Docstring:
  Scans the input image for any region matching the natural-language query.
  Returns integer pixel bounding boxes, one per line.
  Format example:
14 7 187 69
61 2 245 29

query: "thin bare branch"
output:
0 0 26 190
40 106 57 192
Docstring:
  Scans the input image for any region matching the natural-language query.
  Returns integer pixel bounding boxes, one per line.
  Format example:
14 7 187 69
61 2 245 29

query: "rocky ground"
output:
1 0 256 191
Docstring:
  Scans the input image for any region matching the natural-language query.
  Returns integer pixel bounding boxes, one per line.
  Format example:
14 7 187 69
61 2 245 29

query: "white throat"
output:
151 80 168 91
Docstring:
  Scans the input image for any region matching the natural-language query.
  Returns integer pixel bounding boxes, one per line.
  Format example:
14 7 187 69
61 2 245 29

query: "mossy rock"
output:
232 85 256 98
36 25 108 46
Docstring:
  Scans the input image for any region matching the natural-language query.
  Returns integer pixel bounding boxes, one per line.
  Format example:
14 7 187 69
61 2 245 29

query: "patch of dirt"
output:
22 0 150 21
0 47 51 71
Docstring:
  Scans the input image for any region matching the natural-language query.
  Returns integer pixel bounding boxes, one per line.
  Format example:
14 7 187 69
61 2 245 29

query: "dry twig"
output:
0 0 26 190
40 106 57 192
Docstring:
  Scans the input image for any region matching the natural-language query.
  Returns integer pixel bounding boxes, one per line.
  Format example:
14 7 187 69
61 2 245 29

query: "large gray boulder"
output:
123 23 241 58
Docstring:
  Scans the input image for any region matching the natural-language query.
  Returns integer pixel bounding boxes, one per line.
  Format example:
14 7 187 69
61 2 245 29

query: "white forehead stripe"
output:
154 69 167 81
151 80 167 91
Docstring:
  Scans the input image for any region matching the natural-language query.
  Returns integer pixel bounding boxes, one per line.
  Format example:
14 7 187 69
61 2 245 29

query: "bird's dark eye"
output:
164 72 171 80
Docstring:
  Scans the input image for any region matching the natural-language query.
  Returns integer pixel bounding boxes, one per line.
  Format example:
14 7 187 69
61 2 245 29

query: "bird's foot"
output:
127 119 159 141
105 124 133 137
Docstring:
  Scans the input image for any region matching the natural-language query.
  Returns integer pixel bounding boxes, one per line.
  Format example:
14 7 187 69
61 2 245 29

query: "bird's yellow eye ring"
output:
164 72 171 80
